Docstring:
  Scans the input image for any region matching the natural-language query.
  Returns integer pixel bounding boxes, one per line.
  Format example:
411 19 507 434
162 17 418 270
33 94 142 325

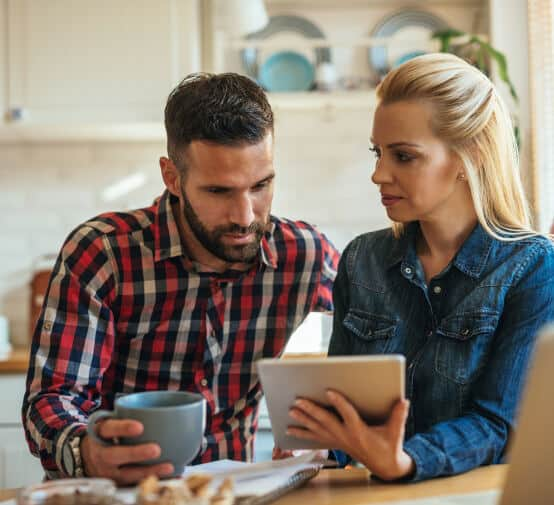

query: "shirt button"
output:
427 330 433 337
404 267 412 275
433 285 442 294
43 322 52 331
200 378 208 387
210 330 216 338
461 328 470 336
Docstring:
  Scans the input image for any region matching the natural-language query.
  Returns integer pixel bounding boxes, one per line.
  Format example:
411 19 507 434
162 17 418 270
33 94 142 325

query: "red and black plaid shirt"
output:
23 191 339 477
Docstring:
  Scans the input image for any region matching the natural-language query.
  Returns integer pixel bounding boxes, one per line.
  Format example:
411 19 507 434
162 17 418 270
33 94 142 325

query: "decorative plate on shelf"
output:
259 51 315 92
242 14 331 85
368 10 448 77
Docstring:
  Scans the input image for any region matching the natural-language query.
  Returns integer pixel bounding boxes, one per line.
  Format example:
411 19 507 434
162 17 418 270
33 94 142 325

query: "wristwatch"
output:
62 431 86 478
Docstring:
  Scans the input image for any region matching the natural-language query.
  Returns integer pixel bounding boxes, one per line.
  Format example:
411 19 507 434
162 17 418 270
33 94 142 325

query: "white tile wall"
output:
0 109 389 348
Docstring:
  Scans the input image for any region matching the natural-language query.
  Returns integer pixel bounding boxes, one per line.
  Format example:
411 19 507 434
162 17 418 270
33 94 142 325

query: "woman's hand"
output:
286 390 414 481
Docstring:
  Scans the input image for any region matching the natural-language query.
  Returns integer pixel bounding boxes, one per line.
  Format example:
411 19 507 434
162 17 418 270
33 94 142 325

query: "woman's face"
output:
370 100 469 224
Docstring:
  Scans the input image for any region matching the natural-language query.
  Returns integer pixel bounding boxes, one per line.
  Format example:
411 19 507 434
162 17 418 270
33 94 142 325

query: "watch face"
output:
63 442 74 475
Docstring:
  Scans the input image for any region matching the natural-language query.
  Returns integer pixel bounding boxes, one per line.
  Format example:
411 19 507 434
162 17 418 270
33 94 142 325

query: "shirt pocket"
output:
435 310 500 385
342 309 397 354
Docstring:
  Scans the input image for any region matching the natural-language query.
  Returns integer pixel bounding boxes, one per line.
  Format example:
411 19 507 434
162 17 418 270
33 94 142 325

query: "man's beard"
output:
180 187 268 264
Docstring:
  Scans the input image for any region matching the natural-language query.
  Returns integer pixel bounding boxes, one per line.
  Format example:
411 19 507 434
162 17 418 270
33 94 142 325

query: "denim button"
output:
433 285 442 294
461 328 470 336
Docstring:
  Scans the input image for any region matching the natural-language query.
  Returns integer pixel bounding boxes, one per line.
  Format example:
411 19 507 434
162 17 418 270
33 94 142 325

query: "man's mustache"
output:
215 221 270 235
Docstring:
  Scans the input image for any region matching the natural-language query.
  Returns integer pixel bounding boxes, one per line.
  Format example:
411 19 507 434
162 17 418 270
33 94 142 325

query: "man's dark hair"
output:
164 72 274 169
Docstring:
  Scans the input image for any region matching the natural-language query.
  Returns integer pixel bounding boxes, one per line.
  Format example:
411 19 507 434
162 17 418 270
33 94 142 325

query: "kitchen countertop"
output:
0 347 30 374
0 466 507 504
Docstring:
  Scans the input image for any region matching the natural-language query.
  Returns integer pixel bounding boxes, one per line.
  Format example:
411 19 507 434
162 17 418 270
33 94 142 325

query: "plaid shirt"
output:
23 191 339 478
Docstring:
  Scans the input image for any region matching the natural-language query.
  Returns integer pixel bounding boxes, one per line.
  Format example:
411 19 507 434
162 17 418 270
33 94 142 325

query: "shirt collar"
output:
452 222 493 278
385 221 493 279
153 190 277 269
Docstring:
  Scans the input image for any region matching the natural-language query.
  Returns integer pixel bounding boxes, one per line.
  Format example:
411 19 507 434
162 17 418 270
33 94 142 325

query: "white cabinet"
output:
1 0 201 138
0 374 44 488
208 0 489 113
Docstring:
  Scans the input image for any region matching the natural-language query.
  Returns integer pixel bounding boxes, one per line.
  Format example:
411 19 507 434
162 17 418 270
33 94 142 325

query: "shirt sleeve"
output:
22 224 118 478
312 231 340 313
403 243 554 481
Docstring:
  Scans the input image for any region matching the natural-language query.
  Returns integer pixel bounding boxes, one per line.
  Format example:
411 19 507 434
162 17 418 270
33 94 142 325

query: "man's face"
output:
177 134 275 264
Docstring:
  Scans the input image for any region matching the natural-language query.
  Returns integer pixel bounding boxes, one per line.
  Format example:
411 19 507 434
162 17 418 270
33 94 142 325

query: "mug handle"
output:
87 410 117 446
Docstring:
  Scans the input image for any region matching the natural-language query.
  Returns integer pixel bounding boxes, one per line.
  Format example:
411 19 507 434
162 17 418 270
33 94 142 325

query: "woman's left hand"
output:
287 390 414 481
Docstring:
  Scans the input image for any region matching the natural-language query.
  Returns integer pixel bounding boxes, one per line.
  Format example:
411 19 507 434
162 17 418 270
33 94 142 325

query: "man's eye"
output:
207 187 226 194
253 181 270 191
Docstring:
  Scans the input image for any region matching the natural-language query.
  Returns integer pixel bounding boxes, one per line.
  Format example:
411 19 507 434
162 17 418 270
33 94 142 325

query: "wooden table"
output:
0 465 506 504
0 347 29 374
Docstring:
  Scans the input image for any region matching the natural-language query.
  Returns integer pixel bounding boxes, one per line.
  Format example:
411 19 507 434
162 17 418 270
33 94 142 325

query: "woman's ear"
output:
160 156 181 197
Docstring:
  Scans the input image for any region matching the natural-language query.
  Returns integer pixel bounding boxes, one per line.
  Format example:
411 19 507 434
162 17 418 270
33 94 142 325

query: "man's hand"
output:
81 419 174 485
286 391 414 481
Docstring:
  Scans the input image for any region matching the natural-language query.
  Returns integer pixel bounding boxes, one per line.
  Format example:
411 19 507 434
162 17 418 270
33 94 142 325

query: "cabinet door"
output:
6 0 201 123
0 427 44 489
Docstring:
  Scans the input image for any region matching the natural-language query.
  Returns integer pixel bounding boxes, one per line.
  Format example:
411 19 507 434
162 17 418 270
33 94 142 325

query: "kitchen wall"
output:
0 107 388 348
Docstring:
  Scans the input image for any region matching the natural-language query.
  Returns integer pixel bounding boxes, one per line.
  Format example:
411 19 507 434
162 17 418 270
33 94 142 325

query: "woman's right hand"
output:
81 419 174 485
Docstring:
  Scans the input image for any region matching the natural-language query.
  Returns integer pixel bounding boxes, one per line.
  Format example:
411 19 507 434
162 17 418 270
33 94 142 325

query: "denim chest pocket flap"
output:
343 310 397 353
435 310 500 384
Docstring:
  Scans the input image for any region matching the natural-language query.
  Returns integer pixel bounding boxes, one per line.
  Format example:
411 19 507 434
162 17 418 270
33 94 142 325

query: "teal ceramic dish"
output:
259 51 315 92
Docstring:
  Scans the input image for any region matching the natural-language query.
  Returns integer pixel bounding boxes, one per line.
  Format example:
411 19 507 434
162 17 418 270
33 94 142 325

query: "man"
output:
22 73 339 484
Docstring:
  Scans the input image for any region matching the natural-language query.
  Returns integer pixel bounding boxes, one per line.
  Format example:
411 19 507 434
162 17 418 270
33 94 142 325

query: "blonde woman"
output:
286 54 554 481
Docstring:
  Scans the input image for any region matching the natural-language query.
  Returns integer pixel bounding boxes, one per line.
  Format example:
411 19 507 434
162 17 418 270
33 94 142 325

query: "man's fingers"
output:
116 463 175 486
102 443 161 466
96 419 144 439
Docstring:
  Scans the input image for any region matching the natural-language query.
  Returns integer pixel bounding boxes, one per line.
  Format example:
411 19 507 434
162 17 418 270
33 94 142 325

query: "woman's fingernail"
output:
294 399 304 407
327 391 337 400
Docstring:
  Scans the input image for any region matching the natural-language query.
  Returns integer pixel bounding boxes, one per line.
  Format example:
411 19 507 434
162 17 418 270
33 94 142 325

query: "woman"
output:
285 53 554 481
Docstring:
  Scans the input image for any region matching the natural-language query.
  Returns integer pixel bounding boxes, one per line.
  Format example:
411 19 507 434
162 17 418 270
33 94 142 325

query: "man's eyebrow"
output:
254 173 275 185
198 173 275 191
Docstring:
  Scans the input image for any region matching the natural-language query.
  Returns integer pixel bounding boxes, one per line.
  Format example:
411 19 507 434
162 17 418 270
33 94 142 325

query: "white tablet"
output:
257 355 405 450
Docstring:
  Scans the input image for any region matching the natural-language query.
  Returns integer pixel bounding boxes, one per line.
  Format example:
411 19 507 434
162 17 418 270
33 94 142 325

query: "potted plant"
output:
432 29 520 147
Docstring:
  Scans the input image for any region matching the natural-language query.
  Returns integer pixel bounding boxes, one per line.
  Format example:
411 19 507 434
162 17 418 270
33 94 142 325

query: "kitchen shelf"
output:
0 91 377 142
268 90 377 111
0 122 166 143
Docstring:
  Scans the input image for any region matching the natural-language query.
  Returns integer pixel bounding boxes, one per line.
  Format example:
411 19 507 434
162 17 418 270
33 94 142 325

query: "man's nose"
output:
230 194 255 228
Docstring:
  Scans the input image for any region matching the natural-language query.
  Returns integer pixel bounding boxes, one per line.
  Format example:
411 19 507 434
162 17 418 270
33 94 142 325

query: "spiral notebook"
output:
113 451 324 504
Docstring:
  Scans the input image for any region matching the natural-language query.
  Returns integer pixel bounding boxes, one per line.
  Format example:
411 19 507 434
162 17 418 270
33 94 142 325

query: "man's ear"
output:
160 156 181 197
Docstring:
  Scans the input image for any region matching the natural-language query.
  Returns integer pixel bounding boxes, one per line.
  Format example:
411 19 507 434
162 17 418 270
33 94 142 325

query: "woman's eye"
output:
395 151 414 162
369 146 381 158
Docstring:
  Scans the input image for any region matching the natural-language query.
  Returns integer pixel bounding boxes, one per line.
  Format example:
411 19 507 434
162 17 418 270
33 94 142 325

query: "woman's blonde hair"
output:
376 52 535 240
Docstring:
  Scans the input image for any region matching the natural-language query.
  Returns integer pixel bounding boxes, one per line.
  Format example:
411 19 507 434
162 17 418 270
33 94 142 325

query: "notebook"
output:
113 450 324 505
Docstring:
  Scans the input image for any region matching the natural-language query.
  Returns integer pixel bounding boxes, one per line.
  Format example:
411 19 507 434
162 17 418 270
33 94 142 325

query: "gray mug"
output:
87 391 206 477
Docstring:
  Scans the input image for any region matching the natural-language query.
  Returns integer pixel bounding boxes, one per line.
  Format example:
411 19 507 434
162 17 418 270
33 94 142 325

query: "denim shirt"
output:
329 222 554 481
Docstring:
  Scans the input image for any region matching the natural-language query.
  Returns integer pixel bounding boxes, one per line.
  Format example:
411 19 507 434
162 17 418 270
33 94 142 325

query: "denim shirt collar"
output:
386 221 494 280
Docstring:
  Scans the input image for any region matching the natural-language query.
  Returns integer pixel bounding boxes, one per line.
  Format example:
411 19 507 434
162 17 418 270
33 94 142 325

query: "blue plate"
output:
393 50 427 68
368 10 448 77
259 51 315 92
242 15 331 80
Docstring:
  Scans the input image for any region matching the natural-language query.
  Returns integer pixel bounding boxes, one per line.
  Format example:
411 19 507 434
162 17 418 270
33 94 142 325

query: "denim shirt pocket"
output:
343 309 397 354
435 310 500 384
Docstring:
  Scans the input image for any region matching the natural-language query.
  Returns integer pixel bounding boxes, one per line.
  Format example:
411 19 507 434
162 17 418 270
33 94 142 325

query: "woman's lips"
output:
380 194 403 207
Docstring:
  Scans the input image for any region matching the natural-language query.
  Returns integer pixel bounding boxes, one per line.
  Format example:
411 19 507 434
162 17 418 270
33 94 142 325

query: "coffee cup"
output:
87 390 206 477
